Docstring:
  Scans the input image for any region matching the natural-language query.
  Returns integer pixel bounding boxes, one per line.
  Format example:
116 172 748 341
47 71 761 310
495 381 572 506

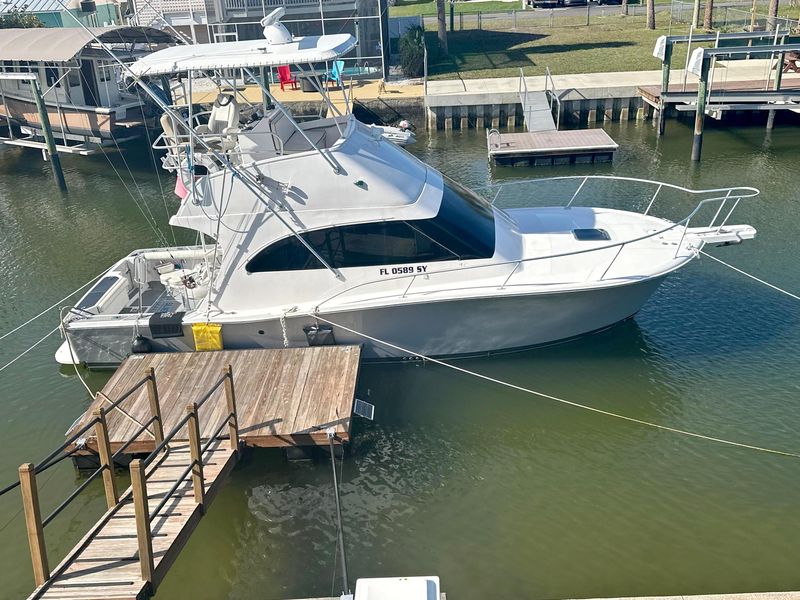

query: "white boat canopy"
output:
129 33 357 77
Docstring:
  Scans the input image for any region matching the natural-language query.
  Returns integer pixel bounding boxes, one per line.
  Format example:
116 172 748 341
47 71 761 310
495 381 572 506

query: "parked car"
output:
563 0 588 5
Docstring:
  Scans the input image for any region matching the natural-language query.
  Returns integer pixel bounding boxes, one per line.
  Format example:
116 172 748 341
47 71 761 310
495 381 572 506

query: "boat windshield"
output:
246 178 496 273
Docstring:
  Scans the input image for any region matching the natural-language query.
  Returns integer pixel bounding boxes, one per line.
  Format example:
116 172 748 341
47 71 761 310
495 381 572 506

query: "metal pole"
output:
327 429 349 596
691 54 710 161
658 41 673 136
29 78 66 191
450 1 454 31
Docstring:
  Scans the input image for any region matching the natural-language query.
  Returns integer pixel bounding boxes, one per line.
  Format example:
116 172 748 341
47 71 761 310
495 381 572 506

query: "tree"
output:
646 0 655 29
436 0 448 56
703 0 713 29
0 9 43 28
766 0 779 30
399 26 425 78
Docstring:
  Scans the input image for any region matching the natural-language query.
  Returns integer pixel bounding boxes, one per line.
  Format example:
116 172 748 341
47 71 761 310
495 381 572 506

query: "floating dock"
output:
21 346 361 600
488 69 618 167
487 128 618 166
68 346 361 454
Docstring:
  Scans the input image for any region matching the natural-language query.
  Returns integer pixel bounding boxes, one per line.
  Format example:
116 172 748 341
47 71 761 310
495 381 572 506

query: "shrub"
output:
399 25 425 78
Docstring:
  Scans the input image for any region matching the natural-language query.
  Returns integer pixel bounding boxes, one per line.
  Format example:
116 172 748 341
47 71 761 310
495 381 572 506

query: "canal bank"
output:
423 61 800 129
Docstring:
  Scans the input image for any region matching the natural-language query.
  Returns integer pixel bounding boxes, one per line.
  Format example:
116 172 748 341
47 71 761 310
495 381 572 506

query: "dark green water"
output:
1 115 799 599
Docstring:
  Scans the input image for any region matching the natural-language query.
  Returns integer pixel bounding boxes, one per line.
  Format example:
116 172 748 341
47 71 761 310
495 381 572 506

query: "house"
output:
0 0 120 27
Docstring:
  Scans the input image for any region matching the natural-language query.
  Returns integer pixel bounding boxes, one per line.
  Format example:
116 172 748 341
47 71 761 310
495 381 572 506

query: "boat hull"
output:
62 275 666 367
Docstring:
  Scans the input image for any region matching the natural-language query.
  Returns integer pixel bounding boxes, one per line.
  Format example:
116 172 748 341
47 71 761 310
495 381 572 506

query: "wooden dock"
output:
487 128 618 167
639 79 800 114
69 346 361 454
18 346 361 600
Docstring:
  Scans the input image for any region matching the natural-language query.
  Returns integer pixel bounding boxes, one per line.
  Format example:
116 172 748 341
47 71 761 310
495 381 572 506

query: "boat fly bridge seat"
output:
194 93 241 150
236 110 340 162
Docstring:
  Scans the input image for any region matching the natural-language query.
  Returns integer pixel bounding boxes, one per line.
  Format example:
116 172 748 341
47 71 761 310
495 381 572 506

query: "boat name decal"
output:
379 265 428 276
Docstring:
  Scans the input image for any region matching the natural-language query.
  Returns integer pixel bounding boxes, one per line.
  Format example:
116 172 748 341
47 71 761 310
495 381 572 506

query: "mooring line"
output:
0 274 103 342
300 313 800 459
0 327 59 374
701 251 800 302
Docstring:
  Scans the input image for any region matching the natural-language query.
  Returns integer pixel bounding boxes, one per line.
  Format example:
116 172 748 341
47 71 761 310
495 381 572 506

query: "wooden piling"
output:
223 365 239 451
145 367 164 445
28 78 66 191
691 56 711 162
92 408 118 509
658 42 673 136
186 403 205 506
19 463 49 587
130 459 154 586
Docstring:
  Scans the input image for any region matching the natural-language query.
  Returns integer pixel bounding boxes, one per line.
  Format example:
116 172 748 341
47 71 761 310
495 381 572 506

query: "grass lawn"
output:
390 0 662 17
424 12 695 79
390 0 520 17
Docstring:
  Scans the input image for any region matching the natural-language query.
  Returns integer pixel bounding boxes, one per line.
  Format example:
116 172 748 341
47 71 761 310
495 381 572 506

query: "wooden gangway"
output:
8 346 361 600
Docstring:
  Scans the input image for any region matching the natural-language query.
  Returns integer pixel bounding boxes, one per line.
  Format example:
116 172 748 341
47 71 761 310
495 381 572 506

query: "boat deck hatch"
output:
573 228 611 241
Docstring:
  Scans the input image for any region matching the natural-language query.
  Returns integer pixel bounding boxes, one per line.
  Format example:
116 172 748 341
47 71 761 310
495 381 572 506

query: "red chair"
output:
277 65 298 91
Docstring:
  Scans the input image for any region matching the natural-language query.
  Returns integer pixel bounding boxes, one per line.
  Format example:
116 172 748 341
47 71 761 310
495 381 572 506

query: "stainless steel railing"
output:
312 176 759 311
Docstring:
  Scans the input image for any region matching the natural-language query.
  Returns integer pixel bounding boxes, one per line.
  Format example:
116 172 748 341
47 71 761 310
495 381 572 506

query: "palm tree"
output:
703 0 714 29
647 0 655 29
437 0 449 55
766 0 779 30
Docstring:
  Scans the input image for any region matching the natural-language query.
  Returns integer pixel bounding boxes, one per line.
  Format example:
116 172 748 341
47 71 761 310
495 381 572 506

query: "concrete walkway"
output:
427 60 800 100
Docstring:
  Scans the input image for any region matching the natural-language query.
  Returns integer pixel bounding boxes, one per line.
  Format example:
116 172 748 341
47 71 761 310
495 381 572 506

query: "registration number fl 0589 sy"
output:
379 265 428 276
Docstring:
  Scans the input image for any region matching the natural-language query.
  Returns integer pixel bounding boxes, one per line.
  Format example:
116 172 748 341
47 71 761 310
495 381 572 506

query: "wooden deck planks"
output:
31 441 236 600
68 346 361 453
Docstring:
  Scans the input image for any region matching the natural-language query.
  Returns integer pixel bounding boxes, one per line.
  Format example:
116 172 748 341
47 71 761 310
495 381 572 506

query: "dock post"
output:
186 403 206 507
93 408 119 509
130 459 155 587
691 55 711 162
145 368 165 445
767 51 784 130
18 463 49 587
28 78 66 192
658 42 673 136
223 365 240 451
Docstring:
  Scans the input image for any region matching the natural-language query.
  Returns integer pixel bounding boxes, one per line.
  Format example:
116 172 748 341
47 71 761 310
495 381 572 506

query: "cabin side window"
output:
45 64 60 87
246 180 496 273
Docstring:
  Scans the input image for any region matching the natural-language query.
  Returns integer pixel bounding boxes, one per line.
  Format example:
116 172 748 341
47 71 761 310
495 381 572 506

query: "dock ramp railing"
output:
519 67 559 132
0 366 240 598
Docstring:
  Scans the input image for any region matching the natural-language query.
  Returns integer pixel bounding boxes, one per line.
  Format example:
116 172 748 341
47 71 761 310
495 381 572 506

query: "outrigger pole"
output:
55 1 345 280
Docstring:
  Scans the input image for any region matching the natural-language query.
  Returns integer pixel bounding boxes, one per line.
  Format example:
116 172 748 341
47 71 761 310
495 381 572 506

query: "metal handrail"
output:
544 67 561 129
141 371 234 520
311 176 759 311
142 373 228 469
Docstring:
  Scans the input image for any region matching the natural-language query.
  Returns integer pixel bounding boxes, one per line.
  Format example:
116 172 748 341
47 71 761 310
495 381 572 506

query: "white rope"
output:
0 274 103 342
0 327 59 373
701 251 800 302
300 312 800 460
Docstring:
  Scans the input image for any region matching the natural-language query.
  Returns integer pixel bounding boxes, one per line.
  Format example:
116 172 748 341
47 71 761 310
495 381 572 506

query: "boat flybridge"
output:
57 14 759 367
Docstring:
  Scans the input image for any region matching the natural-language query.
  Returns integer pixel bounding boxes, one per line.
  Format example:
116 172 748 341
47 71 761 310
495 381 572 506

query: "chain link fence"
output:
422 3 664 32
668 0 800 31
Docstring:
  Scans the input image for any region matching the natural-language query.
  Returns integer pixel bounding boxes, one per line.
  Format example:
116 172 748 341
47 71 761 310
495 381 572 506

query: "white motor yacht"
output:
57 16 758 367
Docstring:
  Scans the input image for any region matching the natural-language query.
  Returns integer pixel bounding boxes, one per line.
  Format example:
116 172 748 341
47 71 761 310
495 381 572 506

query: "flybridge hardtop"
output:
129 34 357 76
128 9 356 77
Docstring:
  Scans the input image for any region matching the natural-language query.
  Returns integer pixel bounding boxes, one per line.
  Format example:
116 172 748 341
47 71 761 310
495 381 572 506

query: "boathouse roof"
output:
0 26 177 63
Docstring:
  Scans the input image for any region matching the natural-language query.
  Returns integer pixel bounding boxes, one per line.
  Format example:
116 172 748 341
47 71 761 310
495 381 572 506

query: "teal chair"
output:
327 60 345 89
